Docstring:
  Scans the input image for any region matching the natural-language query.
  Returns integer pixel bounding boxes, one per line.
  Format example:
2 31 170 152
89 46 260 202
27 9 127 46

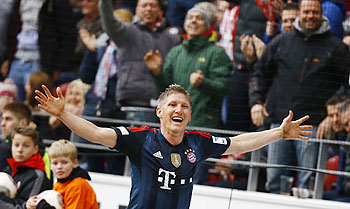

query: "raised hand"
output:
144 49 162 75
280 110 313 140
252 34 266 60
35 85 65 117
79 28 97 51
240 34 255 63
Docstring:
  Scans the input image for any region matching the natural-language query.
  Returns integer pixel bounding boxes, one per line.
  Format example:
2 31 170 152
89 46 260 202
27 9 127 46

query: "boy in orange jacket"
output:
26 139 98 209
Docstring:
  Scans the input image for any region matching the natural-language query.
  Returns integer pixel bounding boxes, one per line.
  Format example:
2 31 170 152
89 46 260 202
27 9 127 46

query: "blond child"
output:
26 140 98 209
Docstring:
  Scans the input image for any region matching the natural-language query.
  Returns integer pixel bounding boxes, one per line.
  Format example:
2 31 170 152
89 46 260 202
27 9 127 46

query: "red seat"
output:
324 155 339 191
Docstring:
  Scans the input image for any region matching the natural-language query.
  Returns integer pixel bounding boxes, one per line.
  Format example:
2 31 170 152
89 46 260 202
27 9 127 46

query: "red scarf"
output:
7 153 46 177
183 25 215 40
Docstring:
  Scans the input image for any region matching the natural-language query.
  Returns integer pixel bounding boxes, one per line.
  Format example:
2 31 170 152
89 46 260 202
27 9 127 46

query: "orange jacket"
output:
53 177 98 209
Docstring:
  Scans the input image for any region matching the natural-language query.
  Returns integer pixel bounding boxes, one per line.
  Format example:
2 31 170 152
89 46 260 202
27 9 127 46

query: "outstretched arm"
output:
224 110 312 155
35 85 117 147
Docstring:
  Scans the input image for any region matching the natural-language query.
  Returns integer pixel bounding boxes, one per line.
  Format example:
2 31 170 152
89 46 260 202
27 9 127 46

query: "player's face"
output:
327 104 343 133
157 93 191 133
299 0 322 33
136 0 162 27
50 156 78 179
1 111 21 138
281 9 299 32
11 134 38 162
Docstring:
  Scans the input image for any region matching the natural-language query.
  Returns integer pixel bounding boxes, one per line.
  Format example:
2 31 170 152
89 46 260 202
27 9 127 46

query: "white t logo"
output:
158 168 176 190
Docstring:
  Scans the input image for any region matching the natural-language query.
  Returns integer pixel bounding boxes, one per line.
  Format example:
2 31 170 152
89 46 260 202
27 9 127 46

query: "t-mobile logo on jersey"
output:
158 168 176 190
158 168 192 190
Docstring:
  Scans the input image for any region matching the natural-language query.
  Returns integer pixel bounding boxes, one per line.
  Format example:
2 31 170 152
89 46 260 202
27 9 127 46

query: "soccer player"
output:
35 84 312 209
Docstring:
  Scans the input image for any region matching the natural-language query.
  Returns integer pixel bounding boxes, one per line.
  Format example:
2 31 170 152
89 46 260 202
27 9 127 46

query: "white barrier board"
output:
89 172 350 209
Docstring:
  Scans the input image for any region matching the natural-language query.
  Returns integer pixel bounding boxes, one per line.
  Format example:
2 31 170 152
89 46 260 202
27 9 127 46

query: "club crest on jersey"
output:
171 153 181 168
212 136 227 145
187 152 196 163
185 148 196 163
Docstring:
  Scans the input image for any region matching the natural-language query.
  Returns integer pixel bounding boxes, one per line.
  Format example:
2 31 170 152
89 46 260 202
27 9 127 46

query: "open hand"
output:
79 28 96 51
240 34 255 63
35 85 65 117
280 110 313 140
144 49 162 75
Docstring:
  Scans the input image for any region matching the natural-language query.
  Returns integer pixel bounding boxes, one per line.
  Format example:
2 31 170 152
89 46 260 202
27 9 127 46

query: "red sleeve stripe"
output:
185 130 211 138
128 126 157 134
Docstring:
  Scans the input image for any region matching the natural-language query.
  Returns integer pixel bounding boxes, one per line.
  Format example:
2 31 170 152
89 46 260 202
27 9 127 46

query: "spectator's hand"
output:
343 35 350 47
251 104 269 126
26 195 43 209
79 28 97 51
280 110 313 140
265 21 280 37
190 70 204 87
252 35 266 60
316 116 331 139
240 34 256 63
144 50 162 76
1 59 10 78
35 85 65 117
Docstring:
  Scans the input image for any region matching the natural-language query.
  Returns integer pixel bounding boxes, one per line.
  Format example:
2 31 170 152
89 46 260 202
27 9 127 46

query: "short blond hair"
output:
157 84 192 108
48 139 78 161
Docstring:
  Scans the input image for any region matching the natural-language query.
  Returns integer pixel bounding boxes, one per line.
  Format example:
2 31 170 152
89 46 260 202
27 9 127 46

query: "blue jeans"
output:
266 123 319 193
9 60 40 101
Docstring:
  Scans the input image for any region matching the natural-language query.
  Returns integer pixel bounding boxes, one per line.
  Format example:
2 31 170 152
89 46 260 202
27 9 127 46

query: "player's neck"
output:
160 129 184 146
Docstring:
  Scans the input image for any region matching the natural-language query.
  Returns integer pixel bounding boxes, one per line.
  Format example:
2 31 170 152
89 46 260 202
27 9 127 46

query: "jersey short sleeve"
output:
111 126 149 160
186 130 231 160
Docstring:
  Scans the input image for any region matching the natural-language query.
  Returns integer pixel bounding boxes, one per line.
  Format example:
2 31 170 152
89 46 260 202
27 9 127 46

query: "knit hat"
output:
186 7 212 30
0 79 18 100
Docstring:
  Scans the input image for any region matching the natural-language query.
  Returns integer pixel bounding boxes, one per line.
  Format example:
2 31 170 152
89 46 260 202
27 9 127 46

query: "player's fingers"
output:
300 125 313 130
42 85 53 98
35 96 46 105
284 110 293 122
298 135 309 140
57 87 64 100
37 104 48 112
296 115 310 124
35 90 48 101
300 130 312 136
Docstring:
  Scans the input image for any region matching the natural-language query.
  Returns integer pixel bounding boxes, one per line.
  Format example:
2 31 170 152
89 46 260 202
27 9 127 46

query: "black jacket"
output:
250 17 350 125
0 166 52 209
38 0 78 74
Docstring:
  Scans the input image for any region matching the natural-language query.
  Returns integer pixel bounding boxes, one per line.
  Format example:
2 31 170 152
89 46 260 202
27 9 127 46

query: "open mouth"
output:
172 117 183 124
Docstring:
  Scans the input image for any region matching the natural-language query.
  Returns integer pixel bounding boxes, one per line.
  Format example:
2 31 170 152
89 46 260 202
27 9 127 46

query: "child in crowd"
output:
26 139 98 209
0 126 51 208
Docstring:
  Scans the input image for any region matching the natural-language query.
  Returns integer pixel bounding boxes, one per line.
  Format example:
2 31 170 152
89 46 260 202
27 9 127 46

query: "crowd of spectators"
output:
0 0 350 205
